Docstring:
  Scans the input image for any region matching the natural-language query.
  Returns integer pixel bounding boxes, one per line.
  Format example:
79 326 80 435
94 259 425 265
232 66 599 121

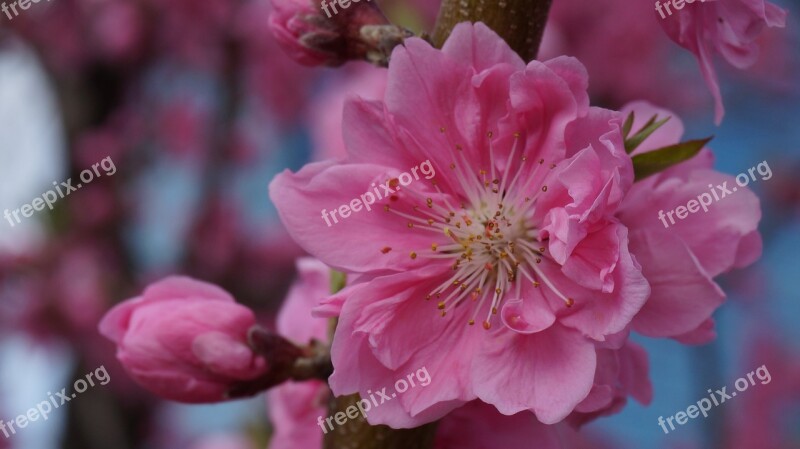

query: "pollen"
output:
482 321 491 330
410 252 417 259
381 247 392 254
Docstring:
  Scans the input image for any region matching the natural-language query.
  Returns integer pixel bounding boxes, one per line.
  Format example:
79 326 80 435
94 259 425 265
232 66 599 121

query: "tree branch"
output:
432 0 553 61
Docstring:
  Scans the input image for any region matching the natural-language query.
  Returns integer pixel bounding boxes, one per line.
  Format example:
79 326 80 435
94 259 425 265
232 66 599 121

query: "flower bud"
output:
268 0 402 67
99 276 269 403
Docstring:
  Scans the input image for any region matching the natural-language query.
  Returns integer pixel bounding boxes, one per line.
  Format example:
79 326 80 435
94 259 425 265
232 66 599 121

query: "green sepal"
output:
625 115 671 154
633 137 712 181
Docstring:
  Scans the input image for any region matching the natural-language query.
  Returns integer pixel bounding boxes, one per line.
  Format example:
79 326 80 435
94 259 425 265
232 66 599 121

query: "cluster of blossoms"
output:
93 0 790 446
267 21 761 435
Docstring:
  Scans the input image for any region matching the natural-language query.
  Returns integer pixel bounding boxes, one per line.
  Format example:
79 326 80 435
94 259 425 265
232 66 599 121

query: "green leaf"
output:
622 111 635 140
633 137 712 181
625 115 671 154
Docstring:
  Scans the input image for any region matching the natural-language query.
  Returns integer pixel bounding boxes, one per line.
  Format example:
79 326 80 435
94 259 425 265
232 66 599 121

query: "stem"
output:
431 0 553 61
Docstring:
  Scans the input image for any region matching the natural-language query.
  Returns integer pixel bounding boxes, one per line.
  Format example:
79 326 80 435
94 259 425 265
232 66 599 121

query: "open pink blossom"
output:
267 258 567 449
659 0 788 123
99 276 268 403
270 22 651 427
617 101 762 341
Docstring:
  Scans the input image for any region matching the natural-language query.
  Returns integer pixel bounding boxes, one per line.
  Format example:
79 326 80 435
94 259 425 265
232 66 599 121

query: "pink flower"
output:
541 0 700 109
434 401 564 449
617 101 762 341
659 0 788 124
270 23 651 427
267 258 567 449
267 258 336 449
568 339 652 427
308 62 388 161
99 276 269 403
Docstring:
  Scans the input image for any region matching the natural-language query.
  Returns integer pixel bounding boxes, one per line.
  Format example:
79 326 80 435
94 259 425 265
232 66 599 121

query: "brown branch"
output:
323 394 439 449
431 0 554 61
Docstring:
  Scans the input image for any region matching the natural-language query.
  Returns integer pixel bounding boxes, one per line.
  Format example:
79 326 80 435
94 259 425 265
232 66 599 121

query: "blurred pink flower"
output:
271 22 651 427
308 62 388 161
568 339 652 427
726 334 800 449
659 0 788 123
434 401 564 449
99 276 269 403
541 0 699 109
269 0 339 66
267 258 335 449
617 101 763 341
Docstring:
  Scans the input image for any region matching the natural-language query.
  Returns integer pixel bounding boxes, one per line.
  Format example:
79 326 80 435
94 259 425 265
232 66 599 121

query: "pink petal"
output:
473 323 596 424
269 160 444 273
629 230 726 338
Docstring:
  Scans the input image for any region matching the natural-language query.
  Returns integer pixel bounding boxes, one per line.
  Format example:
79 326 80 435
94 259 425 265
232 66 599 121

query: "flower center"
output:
381 130 575 329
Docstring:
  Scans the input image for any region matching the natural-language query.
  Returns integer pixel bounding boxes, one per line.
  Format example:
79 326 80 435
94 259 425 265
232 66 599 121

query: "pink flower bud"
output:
99 276 268 403
268 0 393 67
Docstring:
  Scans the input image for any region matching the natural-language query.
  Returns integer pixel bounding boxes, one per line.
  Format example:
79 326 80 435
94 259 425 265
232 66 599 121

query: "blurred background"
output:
0 0 798 448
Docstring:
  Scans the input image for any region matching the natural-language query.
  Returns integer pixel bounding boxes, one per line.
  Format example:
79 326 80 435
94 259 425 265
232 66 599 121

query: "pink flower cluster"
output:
267 22 762 435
